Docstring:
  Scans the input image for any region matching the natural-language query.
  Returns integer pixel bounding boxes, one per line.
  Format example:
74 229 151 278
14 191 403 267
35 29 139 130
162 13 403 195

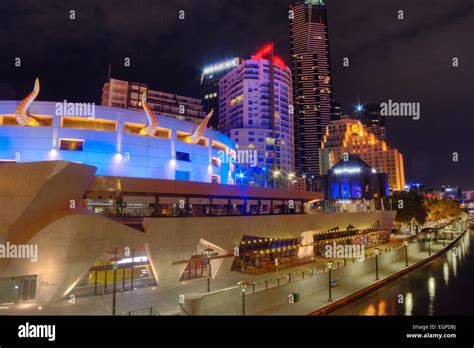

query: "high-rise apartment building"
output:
355 103 387 142
201 58 242 130
319 118 405 191
219 44 294 175
101 78 205 124
289 0 334 177
331 101 342 121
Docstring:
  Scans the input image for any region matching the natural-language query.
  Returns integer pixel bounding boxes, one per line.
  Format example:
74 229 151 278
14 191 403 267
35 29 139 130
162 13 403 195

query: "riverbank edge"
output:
308 227 469 316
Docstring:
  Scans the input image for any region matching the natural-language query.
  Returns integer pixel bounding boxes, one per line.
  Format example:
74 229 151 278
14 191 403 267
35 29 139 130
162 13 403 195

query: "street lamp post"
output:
273 170 280 189
204 247 214 293
109 251 122 316
262 167 267 188
427 233 431 256
288 173 295 190
327 261 333 302
237 280 249 316
403 240 409 267
374 248 381 281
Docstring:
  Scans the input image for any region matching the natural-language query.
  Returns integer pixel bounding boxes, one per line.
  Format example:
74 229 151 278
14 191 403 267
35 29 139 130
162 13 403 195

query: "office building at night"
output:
218 44 294 176
201 58 242 130
289 0 334 177
319 118 405 191
331 101 343 121
101 78 206 124
355 103 387 142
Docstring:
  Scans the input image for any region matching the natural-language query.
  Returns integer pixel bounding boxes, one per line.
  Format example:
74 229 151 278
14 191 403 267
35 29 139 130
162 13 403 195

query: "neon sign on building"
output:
203 58 240 75
334 167 361 175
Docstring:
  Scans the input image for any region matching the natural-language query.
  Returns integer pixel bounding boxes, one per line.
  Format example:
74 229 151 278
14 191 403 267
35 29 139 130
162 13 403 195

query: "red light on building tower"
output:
251 43 287 69
273 56 287 70
253 43 273 59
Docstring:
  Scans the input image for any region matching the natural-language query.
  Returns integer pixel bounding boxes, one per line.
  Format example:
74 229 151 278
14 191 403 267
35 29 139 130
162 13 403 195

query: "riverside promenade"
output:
261 218 469 315
2 216 468 316
178 216 469 315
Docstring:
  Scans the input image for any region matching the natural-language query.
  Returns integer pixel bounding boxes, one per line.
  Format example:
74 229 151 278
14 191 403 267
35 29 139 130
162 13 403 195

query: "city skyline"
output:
1 1 474 340
0 0 473 189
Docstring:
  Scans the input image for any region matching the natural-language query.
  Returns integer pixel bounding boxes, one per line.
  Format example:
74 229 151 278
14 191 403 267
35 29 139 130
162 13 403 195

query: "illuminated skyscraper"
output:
289 0 333 177
200 58 242 130
219 44 294 175
355 103 387 142
319 118 405 191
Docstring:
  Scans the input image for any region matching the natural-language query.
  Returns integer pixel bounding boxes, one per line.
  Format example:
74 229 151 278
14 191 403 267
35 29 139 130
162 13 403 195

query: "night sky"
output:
1 0 473 189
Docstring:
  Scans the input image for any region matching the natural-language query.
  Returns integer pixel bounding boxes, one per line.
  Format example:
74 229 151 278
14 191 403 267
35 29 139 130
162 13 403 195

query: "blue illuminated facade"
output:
324 155 388 201
0 101 236 184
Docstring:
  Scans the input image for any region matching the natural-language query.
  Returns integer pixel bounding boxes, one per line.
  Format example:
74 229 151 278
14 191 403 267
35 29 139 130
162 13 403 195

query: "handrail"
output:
248 237 439 294
123 306 161 316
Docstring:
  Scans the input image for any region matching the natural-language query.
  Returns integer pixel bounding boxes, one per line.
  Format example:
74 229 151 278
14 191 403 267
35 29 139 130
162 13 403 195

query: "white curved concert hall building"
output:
0 99 235 184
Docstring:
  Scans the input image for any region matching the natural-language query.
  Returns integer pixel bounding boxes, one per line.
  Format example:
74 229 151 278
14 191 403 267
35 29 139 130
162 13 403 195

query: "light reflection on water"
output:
428 277 435 315
443 262 449 286
405 292 413 316
331 230 473 316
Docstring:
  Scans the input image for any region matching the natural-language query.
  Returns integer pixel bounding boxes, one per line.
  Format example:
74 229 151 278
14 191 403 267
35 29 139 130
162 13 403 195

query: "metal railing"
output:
247 243 410 295
123 307 161 316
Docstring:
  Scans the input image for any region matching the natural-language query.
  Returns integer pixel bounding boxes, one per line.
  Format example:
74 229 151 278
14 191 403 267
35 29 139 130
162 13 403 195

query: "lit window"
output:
61 117 116 132
59 139 84 151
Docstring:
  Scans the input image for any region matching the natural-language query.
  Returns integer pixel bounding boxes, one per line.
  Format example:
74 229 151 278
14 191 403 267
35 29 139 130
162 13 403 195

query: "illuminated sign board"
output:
203 58 240 75
334 167 361 175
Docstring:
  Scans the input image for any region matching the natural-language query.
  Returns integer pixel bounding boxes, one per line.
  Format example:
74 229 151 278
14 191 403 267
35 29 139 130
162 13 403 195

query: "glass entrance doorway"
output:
20 276 37 301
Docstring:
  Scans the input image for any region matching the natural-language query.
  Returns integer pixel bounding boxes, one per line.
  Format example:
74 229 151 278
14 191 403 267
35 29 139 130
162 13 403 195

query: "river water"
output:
331 229 473 315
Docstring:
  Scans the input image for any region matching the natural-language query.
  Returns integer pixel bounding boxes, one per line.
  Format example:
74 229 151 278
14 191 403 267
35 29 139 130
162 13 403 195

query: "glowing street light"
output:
204 247 214 292
262 167 267 188
236 172 245 185
237 280 250 316
272 170 281 189
108 249 122 316
374 248 381 281
403 240 409 267
426 233 432 256
287 172 295 189
327 261 333 302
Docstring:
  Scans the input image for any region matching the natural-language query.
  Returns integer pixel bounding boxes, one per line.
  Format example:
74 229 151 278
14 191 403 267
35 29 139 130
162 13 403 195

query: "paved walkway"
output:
2 222 465 316
259 238 455 315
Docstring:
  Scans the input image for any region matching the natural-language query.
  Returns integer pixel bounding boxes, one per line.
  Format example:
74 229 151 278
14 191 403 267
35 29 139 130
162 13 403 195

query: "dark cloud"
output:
0 0 472 189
